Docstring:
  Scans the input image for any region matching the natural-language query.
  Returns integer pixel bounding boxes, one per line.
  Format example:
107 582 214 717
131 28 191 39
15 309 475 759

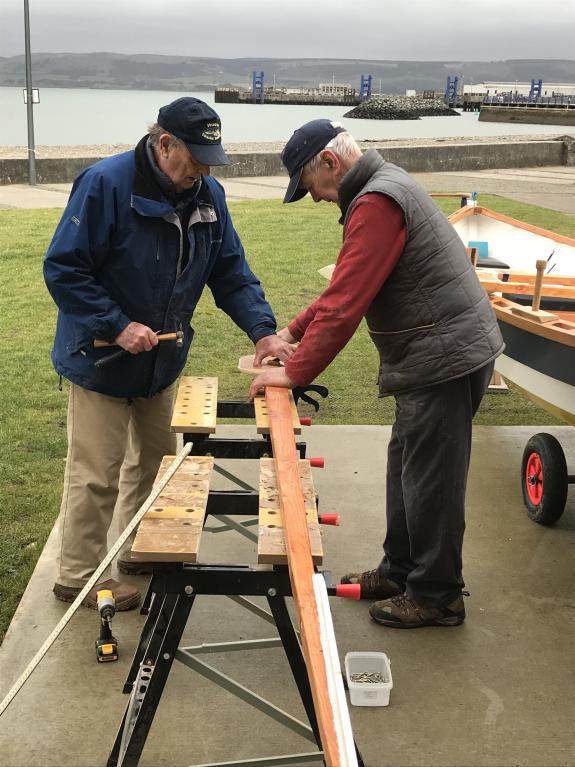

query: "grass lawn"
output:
0 193 572 641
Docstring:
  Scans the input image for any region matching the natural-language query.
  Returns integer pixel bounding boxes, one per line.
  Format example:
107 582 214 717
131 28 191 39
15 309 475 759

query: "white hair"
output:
147 122 184 149
304 130 362 174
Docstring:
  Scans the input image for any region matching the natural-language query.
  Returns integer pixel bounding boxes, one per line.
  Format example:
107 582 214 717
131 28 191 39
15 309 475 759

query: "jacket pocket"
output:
66 328 94 356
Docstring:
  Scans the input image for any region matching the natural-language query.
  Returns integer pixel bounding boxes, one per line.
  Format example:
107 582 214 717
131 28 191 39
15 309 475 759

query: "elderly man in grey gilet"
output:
249 119 504 628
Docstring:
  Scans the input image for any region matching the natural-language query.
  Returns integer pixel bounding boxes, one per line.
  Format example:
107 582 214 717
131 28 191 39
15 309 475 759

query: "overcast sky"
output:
1 0 574 60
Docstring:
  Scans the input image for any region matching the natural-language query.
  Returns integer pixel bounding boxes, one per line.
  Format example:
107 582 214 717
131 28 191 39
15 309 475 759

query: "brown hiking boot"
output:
369 593 466 629
53 577 141 611
117 552 154 576
340 568 402 600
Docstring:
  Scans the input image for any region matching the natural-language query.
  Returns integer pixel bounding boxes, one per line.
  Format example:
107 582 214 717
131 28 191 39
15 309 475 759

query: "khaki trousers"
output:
56 382 177 587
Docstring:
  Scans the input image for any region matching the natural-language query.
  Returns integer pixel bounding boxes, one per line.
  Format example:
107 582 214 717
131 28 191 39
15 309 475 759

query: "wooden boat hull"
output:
491 298 575 425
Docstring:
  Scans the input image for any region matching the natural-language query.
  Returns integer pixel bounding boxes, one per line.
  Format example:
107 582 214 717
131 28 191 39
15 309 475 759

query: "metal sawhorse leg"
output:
107 565 364 767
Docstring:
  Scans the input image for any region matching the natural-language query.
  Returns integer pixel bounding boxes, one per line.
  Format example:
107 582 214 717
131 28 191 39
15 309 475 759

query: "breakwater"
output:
344 96 458 120
1 137 573 185
479 106 575 126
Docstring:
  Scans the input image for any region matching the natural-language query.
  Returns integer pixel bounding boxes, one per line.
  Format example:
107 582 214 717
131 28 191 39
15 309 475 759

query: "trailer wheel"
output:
521 433 568 526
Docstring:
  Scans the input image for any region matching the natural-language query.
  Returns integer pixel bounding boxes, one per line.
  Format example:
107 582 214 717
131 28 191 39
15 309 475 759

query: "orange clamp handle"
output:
319 514 340 526
309 457 324 468
334 584 361 600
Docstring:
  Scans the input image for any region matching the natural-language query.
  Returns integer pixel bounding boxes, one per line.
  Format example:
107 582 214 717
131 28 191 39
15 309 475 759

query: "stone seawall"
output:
0 138 571 185
479 106 575 127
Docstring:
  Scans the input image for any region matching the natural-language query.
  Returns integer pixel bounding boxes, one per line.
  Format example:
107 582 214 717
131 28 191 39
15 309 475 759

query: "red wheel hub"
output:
526 452 543 505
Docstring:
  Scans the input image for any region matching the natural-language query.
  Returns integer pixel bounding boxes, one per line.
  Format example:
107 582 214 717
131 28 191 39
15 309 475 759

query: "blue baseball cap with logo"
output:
281 119 347 203
157 97 230 166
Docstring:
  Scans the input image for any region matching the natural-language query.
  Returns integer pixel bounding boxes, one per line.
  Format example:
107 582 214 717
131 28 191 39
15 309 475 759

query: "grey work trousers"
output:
379 361 494 607
55 382 178 587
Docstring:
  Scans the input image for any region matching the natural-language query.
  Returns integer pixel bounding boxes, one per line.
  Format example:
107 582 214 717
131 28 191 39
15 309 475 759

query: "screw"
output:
163 653 171 661
268 588 277 597
185 585 194 595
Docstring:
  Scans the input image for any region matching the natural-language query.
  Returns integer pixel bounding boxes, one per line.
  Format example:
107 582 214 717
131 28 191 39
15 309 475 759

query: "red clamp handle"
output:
309 457 324 468
318 514 340 526
299 417 312 426
334 584 361 600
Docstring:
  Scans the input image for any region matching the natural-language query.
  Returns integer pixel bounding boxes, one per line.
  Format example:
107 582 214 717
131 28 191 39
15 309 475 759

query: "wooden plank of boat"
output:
477 276 575 301
490 290 575 425
490 297 575 347
492 271 575 287
265 386 347 766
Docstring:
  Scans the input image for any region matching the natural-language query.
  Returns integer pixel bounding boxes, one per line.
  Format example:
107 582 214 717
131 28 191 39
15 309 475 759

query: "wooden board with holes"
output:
171 376 218 433
258 458 322 564
238 353 286 376
254 392 301 435
131 455 214 561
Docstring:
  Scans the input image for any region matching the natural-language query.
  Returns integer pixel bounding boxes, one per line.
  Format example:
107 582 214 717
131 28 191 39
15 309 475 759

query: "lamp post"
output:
23 0 37 185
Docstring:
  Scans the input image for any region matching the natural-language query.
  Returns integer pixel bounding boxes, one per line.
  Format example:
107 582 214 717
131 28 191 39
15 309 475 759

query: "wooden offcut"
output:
171 376 218 433
258 458 322 565
131 455 214 562
265 386 340 766
238 353 287 375
254 392 301 434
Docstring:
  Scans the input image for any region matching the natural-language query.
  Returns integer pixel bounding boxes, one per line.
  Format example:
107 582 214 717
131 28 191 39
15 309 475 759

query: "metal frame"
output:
107 565 330 767
107 389 364 767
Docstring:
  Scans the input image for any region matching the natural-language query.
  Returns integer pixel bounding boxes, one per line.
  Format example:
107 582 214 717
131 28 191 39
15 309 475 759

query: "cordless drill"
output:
95 589 118 662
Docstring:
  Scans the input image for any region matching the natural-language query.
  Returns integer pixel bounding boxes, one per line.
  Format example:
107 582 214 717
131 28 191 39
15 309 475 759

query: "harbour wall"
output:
0 137 573 185
479 106 575 127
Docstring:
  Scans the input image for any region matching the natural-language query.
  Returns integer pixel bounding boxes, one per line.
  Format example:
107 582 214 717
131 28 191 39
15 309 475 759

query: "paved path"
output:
0 425 573 766
1 166 574 214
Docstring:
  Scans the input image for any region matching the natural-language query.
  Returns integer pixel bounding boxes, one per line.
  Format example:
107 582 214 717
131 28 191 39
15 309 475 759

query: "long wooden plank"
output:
258 458 322 565
254 392 301 435
171 376 218 433
131 455 214 562
265 386 340 767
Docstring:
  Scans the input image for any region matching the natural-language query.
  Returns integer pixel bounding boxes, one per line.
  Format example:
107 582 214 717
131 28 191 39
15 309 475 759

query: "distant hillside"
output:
1 53 574 93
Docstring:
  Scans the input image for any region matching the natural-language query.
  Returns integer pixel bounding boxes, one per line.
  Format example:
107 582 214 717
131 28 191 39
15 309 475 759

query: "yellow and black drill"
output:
95 589 118 662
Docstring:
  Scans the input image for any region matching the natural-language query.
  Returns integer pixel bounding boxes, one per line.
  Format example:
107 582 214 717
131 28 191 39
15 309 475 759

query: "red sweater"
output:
285 193 407 387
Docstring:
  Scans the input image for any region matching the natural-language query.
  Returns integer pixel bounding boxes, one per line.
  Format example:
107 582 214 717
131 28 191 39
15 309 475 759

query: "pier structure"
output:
215 73 377 107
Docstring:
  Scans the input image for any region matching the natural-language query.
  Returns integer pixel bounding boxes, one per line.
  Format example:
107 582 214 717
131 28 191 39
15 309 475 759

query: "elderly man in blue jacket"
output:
44 97 292 610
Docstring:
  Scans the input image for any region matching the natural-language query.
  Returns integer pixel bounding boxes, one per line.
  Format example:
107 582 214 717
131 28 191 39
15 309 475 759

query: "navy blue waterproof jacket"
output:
44 138 276 398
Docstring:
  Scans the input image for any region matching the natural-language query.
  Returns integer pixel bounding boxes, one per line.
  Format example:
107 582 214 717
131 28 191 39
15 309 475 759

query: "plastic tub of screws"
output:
344 651 393 706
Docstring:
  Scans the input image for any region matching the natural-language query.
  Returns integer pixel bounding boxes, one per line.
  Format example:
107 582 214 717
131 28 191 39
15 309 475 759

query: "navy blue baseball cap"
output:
157 97 230 166
281 119 347 203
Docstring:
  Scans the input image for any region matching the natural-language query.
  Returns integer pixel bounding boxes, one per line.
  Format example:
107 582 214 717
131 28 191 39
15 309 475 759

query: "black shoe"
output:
340 568 402 600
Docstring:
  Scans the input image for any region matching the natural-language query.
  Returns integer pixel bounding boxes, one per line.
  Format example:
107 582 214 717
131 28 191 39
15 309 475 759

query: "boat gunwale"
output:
449 205 575 249
490 296 575 348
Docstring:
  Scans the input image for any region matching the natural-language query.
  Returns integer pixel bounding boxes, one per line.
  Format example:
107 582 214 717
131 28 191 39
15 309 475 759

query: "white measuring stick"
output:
0 441 193 718
312 573 358 767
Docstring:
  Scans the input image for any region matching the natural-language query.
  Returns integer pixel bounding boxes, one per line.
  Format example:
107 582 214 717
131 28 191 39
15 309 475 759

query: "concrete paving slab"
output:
0 424 574 767
0 167 573 214
411 166 575 216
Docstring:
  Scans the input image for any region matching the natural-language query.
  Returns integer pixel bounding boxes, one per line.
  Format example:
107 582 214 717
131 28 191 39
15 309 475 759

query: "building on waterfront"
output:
318 83 355 97
464 82 575 97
